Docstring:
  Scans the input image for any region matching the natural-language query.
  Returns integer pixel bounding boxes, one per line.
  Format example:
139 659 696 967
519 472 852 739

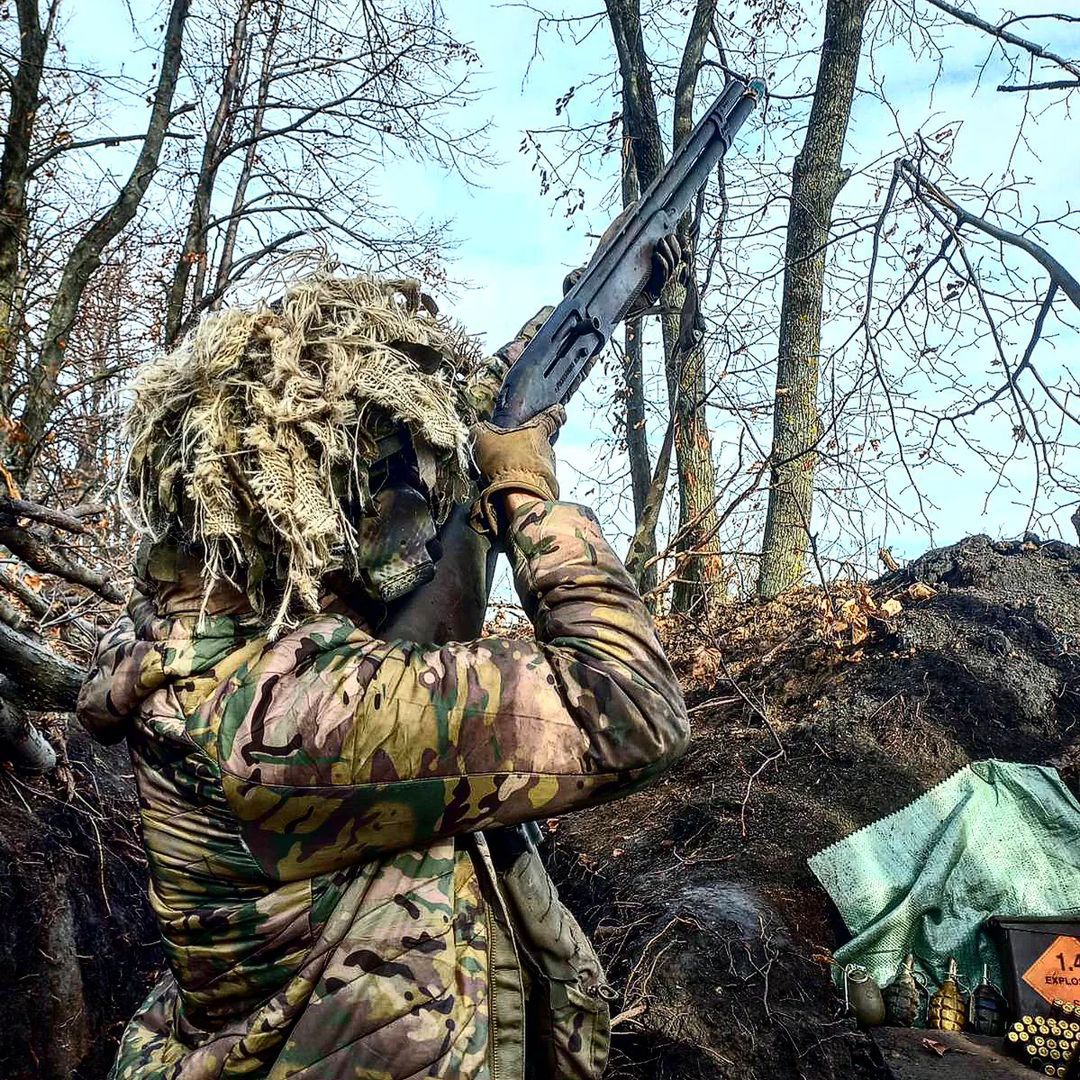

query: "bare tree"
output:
5 0 192 486
518 0 1079 605
160 0 488 343
547 0 723 615
757 0 870 598
0 0 486 768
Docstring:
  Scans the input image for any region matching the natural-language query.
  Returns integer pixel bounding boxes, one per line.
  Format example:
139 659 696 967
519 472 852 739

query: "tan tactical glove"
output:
470 404 566 535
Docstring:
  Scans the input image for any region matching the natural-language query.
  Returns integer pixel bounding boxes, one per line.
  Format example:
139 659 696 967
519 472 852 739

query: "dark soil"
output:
544 534 1080 1079
1 533 1077 1078
0 729 161 1080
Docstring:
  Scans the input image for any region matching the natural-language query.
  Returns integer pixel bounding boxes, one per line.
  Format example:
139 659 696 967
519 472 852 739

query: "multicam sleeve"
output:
76 592 170 745
217 499 689 880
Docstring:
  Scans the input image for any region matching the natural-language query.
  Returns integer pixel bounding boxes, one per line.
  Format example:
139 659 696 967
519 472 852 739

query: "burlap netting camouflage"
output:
123 274 483 633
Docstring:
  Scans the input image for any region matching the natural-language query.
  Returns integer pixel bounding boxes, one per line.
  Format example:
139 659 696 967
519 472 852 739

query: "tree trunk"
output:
214 0 283 302
661 283 722 615
165 0 252 342
0 694 56 771
664 0 722 616
0 0 48 450
14 0 191 484
0 619 83 710
757 0 868 599
625 413 675 593
605 0 722 615
605 0 664 188
619 118 657 597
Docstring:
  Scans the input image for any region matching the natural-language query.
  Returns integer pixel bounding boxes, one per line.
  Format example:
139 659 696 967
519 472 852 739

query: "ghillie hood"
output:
122 274 482 634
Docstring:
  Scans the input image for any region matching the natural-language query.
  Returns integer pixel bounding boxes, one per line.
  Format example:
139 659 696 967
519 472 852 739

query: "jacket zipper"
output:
486 899 501 1080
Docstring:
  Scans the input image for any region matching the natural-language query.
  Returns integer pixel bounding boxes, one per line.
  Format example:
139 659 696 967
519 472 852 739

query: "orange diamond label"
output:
1023 935 1080 1006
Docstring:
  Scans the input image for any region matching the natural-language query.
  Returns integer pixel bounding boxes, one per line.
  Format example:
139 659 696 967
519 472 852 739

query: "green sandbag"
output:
808 760 1080 995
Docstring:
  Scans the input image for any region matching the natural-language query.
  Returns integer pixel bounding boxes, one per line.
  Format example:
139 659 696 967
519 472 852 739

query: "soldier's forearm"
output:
504 498 690 777
503 491 536 516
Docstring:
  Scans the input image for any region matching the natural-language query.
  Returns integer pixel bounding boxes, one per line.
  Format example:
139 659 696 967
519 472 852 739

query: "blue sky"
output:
66 1 1080 584
429 2 1080 571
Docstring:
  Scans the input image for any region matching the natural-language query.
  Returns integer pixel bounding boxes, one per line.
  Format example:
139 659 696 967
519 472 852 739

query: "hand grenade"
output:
969 964 1007 1036
883 953 921 1028
844 965 886 1028
927 958 966 1032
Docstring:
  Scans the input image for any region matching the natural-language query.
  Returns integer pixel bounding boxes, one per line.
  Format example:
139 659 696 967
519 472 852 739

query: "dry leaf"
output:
921 1038 948 1057
907 582 938 601
880 597 903 617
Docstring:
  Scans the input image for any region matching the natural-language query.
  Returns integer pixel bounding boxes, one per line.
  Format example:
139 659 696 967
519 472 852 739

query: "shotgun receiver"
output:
493 75 765 426
381 75 764 642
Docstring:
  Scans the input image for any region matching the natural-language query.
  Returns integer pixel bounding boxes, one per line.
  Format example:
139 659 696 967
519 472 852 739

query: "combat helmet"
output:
122 273 486 635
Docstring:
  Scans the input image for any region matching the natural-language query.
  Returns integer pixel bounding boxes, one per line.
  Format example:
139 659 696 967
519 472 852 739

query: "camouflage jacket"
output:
77 499 689 1079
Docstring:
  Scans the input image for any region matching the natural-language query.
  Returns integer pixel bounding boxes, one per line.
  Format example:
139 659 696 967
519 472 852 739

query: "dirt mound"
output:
547 535 1080 1078
0 729 160 1080
1 534 1076 1077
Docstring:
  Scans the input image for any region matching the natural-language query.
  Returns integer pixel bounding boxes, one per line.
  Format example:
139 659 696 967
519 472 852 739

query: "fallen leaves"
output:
907 581 938 602
824 585 892 646
823 580 937 647
921 1037 949 1057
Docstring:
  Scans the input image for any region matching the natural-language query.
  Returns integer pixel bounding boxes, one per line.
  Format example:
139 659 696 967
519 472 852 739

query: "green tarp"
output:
809 760 1080 993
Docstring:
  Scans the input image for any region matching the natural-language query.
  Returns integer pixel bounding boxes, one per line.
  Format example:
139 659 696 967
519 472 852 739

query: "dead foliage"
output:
549 535 1080 1079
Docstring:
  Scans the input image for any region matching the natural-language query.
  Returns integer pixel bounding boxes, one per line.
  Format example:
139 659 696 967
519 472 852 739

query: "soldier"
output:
77 265 688 1079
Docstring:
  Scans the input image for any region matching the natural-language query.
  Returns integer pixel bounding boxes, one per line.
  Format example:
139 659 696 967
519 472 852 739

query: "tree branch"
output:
0 620 82 711
0 691 56 771
28 115 197 174
899 159 1080 311
673 0 717 152
625 413 675 583
0 568 101 646
0 522 124 603
0 0 48 403
0 495 91 533
920 0 1080 85
998 79 1080 92
16 0 191 481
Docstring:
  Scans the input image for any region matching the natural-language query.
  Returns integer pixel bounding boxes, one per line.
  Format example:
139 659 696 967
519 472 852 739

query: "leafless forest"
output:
0 2 1078 1076
1 0 1078 748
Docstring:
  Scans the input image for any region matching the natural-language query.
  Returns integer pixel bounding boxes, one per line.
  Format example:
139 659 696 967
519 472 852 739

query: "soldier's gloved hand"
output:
562 204 685 317
495 306 554 368
465 307 555 421
639 231 683 311
470 404 566 535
